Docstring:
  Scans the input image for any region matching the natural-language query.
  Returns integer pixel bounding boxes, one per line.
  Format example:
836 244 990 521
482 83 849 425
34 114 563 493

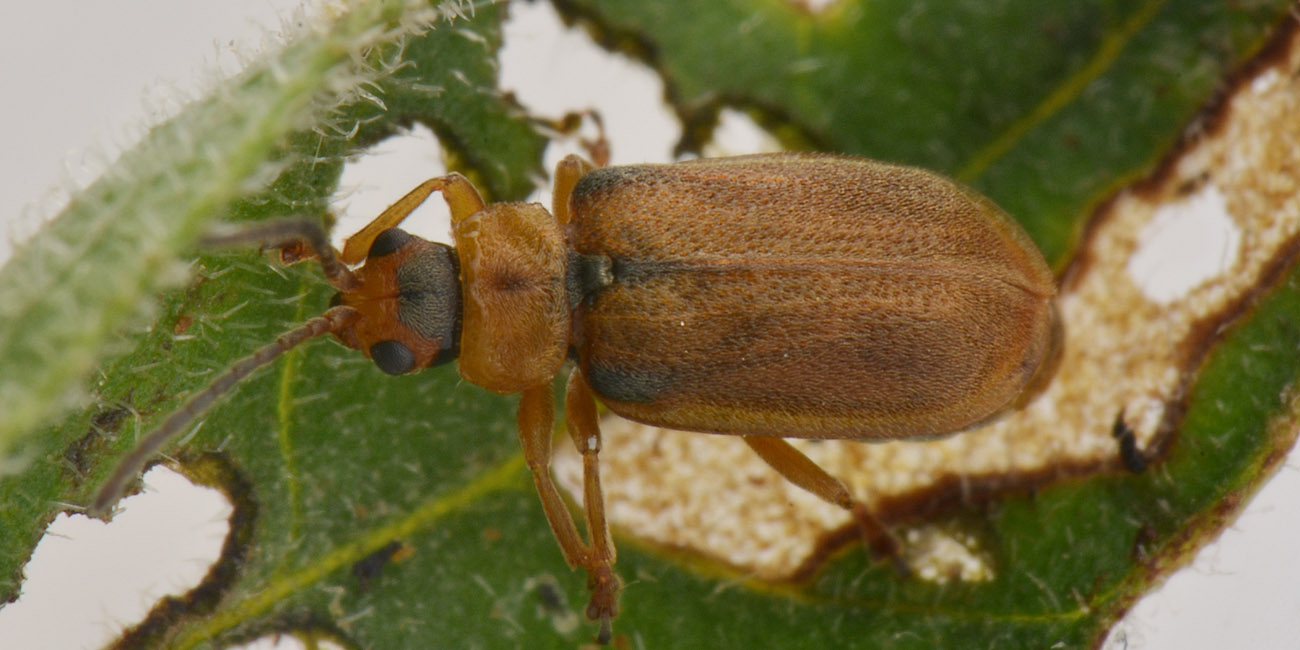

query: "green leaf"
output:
3 1 1298 649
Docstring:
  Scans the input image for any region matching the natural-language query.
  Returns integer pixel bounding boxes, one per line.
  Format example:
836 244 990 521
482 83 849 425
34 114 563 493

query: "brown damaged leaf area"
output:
555 22 1300 583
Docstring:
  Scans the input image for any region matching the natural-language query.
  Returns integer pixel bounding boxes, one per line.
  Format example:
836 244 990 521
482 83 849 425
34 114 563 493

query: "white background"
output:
1 1 1298 648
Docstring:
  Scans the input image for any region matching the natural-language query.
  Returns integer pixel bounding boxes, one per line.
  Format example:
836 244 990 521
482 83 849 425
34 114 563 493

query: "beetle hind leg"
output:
742 436 907 573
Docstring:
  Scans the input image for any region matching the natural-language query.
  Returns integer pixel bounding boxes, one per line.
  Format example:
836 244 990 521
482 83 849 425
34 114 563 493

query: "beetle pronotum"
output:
93 152 1058 642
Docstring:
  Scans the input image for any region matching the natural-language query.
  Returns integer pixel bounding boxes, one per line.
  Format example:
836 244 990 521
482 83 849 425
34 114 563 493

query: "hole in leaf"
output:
499 0 678 185
1126 183 1240 304
0 467 229 649
701 109 783 158
331 124 451 248
793 0 840 13
229 635 347 650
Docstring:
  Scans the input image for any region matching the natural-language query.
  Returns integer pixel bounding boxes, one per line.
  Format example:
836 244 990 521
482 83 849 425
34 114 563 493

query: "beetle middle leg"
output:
742 436 904 570
564 369 620 638
518 377 620 642
552 154 597 226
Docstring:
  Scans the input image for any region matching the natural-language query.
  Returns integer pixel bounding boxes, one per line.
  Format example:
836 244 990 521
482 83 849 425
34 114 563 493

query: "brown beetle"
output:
94 152 1058 643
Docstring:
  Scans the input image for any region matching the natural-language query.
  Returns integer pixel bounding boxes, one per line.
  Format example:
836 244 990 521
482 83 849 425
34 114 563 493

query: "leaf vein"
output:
171 453 526 648
954 0 1167 182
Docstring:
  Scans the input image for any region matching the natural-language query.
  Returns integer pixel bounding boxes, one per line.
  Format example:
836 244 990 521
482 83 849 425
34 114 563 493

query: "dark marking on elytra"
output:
585 362 676 404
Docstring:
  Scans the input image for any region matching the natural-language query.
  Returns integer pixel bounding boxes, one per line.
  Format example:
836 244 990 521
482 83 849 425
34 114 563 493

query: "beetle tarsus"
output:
586 564 621 644
850 502 909 576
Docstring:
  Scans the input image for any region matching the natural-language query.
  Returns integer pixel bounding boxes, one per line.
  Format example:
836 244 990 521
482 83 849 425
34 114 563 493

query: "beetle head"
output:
330 227 462 375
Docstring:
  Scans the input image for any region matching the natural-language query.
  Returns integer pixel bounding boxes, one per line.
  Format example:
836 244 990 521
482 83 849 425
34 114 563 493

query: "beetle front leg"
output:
518 382 619 642
742 436 905 572
339 174 486 265
518 383 589 569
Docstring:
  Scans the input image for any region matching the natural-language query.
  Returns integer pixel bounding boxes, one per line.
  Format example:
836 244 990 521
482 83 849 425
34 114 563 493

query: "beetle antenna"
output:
90 305 360 517
202 219 359 291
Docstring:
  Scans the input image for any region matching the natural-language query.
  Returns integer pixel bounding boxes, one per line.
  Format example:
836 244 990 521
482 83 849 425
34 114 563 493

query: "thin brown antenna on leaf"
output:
90 301 359 518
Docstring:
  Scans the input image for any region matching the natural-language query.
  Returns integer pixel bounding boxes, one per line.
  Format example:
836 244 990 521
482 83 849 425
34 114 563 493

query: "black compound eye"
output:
370 340 415 375
368 228 413 258
395 242 462 368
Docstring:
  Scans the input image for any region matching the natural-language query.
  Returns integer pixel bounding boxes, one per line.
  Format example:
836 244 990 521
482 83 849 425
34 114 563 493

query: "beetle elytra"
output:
94 152 1057 643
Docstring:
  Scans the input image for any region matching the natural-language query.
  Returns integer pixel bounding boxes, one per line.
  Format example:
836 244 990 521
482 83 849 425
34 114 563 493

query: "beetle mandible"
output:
94 152 1058 643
